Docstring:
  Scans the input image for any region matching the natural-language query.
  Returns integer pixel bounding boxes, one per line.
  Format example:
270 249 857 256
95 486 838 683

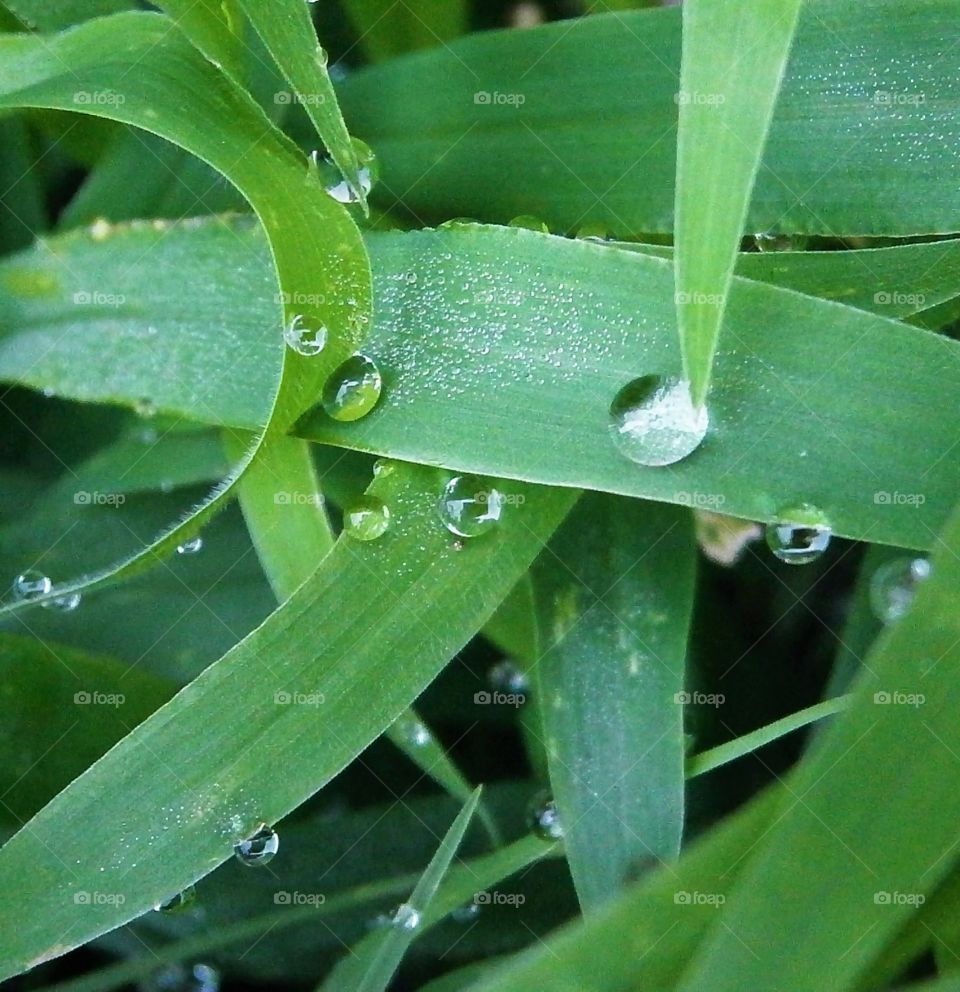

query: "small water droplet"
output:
154 885 197 914
141 963 219 992
528 793 564 841
439 217 479 228
391 902 421 930
135 398 157 418
284 314 327 357
322 354 382 422
509 215 549 233
343 495 391 541
869 557 931 623
321 138 379 203
438 475 505 538
177 537 203 556
315 43 328 66
766 505 832 565
450 901 482 923
753 232 809 253
609 375 708 467
404 271 418 285
372 458 396 478
234 825 279 867
575 222 609 241
489 660 529 695
43 591 82 612
12 570 51 601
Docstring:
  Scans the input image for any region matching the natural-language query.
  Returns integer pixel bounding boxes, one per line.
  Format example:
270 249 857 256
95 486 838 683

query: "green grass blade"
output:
531 495 696 910
0 13 372 614
0 0 131 30
152 0 245 81
340 0 466 62
0 463 574 979
320 789 481 992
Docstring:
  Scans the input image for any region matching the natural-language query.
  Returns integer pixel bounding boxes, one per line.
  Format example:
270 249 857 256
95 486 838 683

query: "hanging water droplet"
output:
12 570 51 601
391 902 421 931
528 793 564 842
450 901 482 923
439 217 479 228
575 222 609 241
407 719 431 747
154 885 197 914
135 398 157 418
234 825 279 867
765 505 832 565
141 963 220 992
489 660 529 695
373 458 397 478
43 590 82 612
609 375 708 467
365 911 393 931
869 557 931 623
322 354 382 422
320 138 379 203
343 495 391 542
509 215 549 233
177 537 203 556
753 232 809 252
314 43 328 66
438 475 505 538
283 314 327 357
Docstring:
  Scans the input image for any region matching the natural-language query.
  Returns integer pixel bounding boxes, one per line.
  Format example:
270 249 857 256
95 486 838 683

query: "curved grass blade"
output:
531 495 696 911
320 789 481 992
338 1 960 236
0 0 131 30
0 463 575 979
3 219 959 551
340 0 467 62
676 0 802 407
152 0 245 83
0 12 372 615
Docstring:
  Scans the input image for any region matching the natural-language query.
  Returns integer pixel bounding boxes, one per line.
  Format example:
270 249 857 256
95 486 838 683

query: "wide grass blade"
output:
676 0 802 406
0 0 131 30
340 0 466 62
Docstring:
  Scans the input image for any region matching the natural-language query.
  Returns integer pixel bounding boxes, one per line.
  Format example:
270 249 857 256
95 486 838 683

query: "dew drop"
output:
753 232 809 252
766 505 832 565
283 314 327 357
575 222 609 241
322 354 382 422
438 475 505 538
869 557 931 623
176 537 203 556
154 885 197 914
391 902 421 931
489 660 529 695
528 793 564 842
439 217 479 228
43 591 82 612
509 215 549 233
343 495 391 542
135 398 157 418
141 963 220 992
315 43 328 66
609 375 708 467
12 570 51 601
450 901 482 923
320 138 379 204
234 826 279 867
372 458 397 478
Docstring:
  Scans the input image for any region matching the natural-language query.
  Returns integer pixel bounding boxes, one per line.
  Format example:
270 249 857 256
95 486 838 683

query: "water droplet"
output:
284 314 327 357
343 495 391 541
43 591 82 612
575 222 609 241
451 901 482 923
753 232 809 252
322 354 382 422
372 458 396 478
135 398 157 418
765 505 832 565
528 793 564 841
438 475 505 538
489 660 529 695
609 375 708 467
234 826 279 867
314 43 328 66
141 963 219 992
12 570 51 601
391 902 421 930
177 537 203 556
321 138 379 203
154 885 197 914
439 217 479 228
404 271 418 285
509 215 549 233
869 557 931 623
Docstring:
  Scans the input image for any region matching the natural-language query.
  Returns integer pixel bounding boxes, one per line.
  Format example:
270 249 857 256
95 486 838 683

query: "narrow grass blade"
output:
676 0 802 406
0 0 131 30
340 0 466 62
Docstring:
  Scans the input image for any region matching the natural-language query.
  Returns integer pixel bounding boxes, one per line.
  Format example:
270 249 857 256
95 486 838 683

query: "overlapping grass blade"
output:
0 0 131 30
340 0 467 62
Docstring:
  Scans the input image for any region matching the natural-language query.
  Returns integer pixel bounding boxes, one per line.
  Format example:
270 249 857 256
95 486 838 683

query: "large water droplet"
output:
509 215 549 233
321 138 379 204
154 885 197 914
869 557 931 623
322 354 382 422
766 505 832 565
609 375 708 467
343 495 391 542
391 902 421 931
438 475 505 538
234 826 279 867
528 793 564 842
283 314 327 357
12 570 51 601
177 537 203 556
